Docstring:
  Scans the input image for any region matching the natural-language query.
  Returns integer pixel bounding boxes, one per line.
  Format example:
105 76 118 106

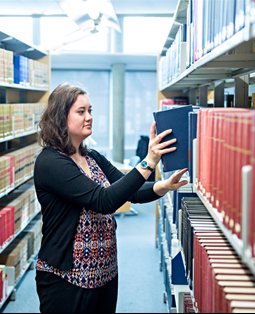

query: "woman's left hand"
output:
153 168 188 196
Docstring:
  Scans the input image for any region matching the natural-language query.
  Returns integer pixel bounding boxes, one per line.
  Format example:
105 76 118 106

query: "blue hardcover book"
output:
13 55 21 84
153 105 193 172
188 111 198 183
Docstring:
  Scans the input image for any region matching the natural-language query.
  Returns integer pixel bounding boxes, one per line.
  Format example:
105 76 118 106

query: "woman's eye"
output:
78 110 85 115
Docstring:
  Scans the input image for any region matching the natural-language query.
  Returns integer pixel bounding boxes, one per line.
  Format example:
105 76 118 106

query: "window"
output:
123 16 172 54
125 71 157 158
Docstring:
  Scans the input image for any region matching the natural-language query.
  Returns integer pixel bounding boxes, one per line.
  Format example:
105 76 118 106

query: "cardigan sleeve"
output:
34 148 147 214
89 149 160 203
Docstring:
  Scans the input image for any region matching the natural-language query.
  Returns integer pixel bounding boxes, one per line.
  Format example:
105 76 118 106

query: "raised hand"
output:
153 168 189 196
145 121 177 169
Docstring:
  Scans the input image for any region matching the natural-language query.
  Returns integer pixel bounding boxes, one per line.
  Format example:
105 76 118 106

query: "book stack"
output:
0 235 28 281
23 103 34 131
223 287 255 312
22 216 42 261
0 156 14 196
5 143 40 187
172 184 196 226
0 104 12 138
0 49 4 83
183 292 195 313
180 196 220 290
197 108 255 239
0 206 14 248
13 55 29 86
193 230 255 313
11 103 24 136
160 97 189 111
29 59 49 89
0 181 38 234
3 49 13 84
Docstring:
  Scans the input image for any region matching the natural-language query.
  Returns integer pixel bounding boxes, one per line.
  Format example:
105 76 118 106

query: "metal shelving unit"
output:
0 129 38 144
160 0 189 57
0 209 40 255
156 1 255 312
0 29 50 311
0 249 39 309
161 26 255 92
0 31 47 60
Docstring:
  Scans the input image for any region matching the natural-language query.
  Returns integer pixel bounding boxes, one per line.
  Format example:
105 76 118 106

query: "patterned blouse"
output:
36 155 118 289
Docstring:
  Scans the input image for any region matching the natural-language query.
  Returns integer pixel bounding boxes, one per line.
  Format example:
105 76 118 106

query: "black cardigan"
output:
34 147 160 270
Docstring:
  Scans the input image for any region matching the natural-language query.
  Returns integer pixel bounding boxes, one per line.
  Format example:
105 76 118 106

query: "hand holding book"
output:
136 121 178 179
145 121 178 168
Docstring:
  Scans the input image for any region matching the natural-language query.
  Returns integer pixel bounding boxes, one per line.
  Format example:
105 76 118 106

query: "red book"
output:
235 112 253 238
4 205 15 237
230 301 255 312
225 294 255 312
215 275 255 313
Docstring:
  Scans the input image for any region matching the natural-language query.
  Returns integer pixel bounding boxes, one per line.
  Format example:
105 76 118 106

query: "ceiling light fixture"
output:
58 0 120 33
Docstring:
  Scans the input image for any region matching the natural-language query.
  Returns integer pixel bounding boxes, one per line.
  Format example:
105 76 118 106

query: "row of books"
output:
194 230 255 313
159 24 187 88
0 181 40 249
0 48 49 89
0 143 41 196
155 104 255 257
0 102 46 139
159 98 189 111
179 196 255 313
0 156 14 197
159 0 248 89
0 215 42 289
0 103 45 139
197 108 255 241
156 196 178 311
187 0 246 67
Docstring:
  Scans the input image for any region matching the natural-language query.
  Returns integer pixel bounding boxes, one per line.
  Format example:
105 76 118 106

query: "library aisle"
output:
1 202 168 314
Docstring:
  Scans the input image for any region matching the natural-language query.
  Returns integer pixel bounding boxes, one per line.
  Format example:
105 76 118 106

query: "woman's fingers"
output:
157 138 177 149
154 128 173 144
171 168 188 183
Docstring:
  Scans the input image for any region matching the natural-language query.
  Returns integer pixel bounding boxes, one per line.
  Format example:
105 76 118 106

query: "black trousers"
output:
36 271 118 314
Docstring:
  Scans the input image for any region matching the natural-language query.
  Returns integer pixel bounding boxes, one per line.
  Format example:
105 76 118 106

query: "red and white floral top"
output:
36 155 118 289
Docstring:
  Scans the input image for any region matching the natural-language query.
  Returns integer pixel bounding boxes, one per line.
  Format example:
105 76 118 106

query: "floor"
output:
1 202 168 313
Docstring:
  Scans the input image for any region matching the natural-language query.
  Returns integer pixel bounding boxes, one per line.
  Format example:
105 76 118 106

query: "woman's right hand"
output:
144 121 177 169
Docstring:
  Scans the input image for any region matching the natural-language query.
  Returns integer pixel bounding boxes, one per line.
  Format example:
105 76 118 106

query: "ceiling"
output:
0 0 177 16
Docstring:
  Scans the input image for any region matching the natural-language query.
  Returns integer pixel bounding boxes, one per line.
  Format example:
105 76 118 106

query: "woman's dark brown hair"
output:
38 83 88 156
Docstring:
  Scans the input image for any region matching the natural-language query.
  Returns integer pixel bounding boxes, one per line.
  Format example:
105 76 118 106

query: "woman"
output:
34 83 188 313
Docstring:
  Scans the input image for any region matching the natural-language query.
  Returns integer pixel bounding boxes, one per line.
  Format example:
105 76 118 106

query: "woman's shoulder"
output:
36 147 70 164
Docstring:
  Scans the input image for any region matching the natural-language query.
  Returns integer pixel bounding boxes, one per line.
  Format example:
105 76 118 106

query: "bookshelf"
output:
0 30 50 309
156 0 255 312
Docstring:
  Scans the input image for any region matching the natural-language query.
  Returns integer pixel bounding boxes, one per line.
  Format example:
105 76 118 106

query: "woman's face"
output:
67 94 93 142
